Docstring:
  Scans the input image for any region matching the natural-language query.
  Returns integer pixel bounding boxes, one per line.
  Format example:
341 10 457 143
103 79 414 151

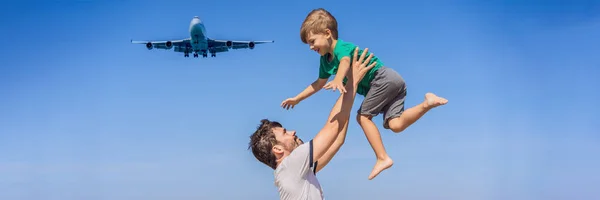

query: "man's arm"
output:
311 78 358 164
311 47 375 168
295 78 328 102
313 118 349 173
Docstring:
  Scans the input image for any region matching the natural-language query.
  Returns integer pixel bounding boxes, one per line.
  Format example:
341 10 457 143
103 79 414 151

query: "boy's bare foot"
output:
423 92 448 109
368 156 394 180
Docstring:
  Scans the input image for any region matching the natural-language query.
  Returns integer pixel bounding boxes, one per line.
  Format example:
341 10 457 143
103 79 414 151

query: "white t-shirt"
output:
274 140 324 200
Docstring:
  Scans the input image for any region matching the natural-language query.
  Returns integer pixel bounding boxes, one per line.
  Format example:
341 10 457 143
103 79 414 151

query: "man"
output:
249 47 377 199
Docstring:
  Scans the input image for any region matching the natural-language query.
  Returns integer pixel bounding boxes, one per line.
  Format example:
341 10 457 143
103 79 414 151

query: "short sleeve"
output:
333 42 355 61
280 140 314 177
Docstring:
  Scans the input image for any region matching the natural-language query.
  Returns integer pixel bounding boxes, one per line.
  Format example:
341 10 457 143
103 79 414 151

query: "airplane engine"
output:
249 41 255 49
146 42 153 50
226 40 232 48
165 41 173 49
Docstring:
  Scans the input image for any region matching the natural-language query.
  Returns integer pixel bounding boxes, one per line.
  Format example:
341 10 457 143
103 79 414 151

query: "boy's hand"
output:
281 97 300 110
323 80 347 93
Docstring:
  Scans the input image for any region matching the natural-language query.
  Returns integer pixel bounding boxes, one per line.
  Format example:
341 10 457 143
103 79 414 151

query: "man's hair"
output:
300 8 338 44
248 119 283 169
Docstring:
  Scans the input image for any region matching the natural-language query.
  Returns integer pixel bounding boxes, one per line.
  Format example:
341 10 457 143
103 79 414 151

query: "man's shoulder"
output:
274 140 323 199
287 141 312 160
276 141 313 171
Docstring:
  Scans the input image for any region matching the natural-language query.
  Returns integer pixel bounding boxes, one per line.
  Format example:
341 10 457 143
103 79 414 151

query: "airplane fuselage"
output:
189 16 208 53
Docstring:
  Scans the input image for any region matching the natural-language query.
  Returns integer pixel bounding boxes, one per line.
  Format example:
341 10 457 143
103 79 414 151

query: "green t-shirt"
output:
319 39 383 96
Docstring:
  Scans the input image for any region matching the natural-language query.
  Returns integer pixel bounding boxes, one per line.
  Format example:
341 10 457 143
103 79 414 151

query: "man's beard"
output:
295 136 304 145
286 136 303 152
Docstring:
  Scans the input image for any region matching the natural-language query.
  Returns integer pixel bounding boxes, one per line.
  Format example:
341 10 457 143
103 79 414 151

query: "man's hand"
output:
281 97 300 110
323 80 346 93
350 47 377 85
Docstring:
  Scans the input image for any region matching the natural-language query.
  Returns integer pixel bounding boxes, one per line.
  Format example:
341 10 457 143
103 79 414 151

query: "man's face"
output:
272 126 303 155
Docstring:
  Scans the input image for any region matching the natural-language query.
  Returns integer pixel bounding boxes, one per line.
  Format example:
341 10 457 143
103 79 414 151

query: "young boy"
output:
280 8 449 180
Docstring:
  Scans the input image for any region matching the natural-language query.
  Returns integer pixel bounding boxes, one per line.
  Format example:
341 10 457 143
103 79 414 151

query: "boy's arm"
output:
323 57 351 93
333 57 351 84
294 78 328 102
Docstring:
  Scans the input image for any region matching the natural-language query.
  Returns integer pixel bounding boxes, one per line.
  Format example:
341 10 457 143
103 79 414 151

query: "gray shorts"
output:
357 66 407 129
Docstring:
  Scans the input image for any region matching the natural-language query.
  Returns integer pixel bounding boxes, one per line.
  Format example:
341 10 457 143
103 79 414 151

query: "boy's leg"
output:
356 66 402 180
384 90 447 133
375 66 447 133
357 114 394 180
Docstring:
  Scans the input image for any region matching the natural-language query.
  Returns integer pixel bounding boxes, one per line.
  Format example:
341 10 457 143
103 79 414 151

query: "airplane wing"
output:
131 37 274 57
131 38 190 50
208 39 274 53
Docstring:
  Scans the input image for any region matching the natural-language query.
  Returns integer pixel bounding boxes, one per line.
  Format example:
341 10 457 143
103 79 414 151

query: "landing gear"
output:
183 50 216 58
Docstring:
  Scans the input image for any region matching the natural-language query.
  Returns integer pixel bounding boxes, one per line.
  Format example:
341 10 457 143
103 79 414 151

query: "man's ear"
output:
272 145 284 155
325 29 332 38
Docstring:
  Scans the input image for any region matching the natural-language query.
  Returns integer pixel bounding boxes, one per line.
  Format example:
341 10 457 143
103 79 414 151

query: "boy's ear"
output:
325 29 332 38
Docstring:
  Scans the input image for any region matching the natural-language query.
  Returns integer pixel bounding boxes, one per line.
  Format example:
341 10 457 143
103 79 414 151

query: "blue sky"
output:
1 0 599 199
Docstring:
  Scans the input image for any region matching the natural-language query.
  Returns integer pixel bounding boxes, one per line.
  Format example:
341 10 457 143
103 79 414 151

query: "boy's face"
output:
306 30 332 56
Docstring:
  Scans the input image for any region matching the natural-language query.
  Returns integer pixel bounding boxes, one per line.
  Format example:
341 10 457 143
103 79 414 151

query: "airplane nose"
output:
191 17 202 25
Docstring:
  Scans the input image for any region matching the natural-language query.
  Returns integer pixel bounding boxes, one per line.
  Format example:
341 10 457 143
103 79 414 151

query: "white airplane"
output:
131 16 274 58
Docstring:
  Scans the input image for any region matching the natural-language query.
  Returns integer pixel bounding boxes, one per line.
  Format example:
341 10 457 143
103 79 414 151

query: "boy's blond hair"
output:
300 8 338 44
